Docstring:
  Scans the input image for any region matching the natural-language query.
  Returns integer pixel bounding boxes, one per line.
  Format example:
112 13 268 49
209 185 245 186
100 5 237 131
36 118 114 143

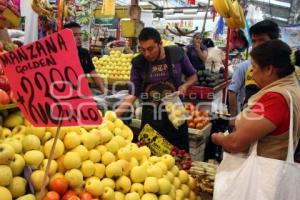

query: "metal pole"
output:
201 0 211 36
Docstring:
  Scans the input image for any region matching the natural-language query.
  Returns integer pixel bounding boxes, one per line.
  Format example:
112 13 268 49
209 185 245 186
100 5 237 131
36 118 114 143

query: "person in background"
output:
228 20 280 130
213 40 300 161
115 27 197 151
184 33 208 71
64 22 108 93
202 38 225 72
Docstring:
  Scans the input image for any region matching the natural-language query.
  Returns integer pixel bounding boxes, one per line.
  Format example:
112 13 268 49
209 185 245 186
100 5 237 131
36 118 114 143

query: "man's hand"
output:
178 84 189 95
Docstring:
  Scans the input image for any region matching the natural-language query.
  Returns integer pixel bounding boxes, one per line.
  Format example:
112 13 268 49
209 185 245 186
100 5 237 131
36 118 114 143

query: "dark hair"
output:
250 40 300 78
250 20 280 39
193 32 201 39
138 27 161 43
202 38 215 48
64 22 81 29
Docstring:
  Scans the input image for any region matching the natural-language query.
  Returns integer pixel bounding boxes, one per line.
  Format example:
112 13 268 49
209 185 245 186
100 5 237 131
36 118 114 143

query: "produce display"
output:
0 110 201 200
185 103 209 130
162 39 174 46
197 69 225 87
93 51 133 83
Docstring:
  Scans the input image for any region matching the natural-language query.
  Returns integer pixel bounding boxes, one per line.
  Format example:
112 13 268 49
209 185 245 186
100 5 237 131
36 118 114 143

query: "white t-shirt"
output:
205 47 225 72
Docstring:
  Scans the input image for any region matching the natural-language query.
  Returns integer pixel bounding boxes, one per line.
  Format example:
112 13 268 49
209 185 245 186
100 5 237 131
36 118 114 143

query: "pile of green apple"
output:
92 50 133 82
0 110 200 200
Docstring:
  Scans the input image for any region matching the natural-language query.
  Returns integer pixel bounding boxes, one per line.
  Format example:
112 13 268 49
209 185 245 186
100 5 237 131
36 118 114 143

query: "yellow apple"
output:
94 163 105 179
0 186 12 200
31 170 49 191
122 125 133 141
96 145 108 155
72 145 89 161
0 144 14 165
9 154 25 176
164 171 175 184
56 156 67 173
22 135 41 152
81 160 95 178
189 191 197 200
125 192 140 200
117 147 132 161
116 175 131 193
130 157 139 169
8 176 26 198
175 189 184 200
188 176 197 190
65 169 84 188
89 149 101 163
173 177 181 189
101 177 115 189
161 154 175 170
144 177 159 193
158 178 171 195
170 165 179 176
0 165 13 186
25 126 46 140
98 128 113 145
1 127 12 139
16 194 36 200
104 111 117 122
63 151 81 169
155 162 168 175
4 113 23 128
64 131 81 149
85 177 104 197
141 193 158 200
147 165 163 178
148 156 161 164
81 132 97 150
168 186 176 199
105 161 122 178
105 140 119 154
139 146 151 159
24 150 44 170
4 138 22 154
41 131 52 144
159 195 172 200
102 151 115 166
116 159 131 176
180 184 190 198
112 135 127 148
115 191 125 200
130 165 147 183
68 126 81 134
12 134 24 142
130 183 144 197
102 186 115 200
11 125 26 135
44 138 65 159
40 159 58 176
106 120 115 132
178 170 189 184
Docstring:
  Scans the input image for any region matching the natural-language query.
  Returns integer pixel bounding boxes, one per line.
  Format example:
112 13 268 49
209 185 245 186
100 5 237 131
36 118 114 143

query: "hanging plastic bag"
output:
162 92 189 129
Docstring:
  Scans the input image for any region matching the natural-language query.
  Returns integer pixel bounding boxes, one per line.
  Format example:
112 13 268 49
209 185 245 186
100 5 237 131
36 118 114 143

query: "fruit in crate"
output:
0 110 199 199
164 102 187 129
92 50 133 82
185 103 209 130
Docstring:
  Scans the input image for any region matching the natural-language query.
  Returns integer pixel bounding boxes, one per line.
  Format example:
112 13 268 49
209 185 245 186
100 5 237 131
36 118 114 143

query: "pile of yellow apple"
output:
0 110 200 200
92 50 133 83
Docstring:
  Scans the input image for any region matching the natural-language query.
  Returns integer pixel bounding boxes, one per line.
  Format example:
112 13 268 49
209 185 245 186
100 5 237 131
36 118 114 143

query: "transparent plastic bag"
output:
162 92 189 129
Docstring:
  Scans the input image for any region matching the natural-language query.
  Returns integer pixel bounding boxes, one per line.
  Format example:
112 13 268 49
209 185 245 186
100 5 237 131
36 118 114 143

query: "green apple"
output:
147 165 163 178
22 135 41 152
31 170 49 191
159 195 172 200
180 184 190 198
0 165 13 186
0 186 12 200
94 163 105 179
117 147 132 161
96 145 108 155
99 128 113 144
64 131 81 149
85 177 104 197
89 149 101 163
4 138 22 154
1 128 12 139
11 125 26 135
116 175 131 193
24 150 44 170
130 165 147 183
125 192 140 200
104 111 117 122
175 189 184 200
173 177 181 189
9 154 25 176
4 113 23 128
130 183 144 197
63 151 81 169
141 193 158 200
81 132 97 150
115 191 125 200
44 138 65 159
160 154 175 170
40 159 58 176
25 126 45 140
0 143 15 164
178 170 189 184
158 178 171 195
81 160 95 178
16 194 36 200
144 177 159 193
72 145 89 161
105 161 122 178
8 176 27 198
170 165 179 176
65 169 84 188
101 177 115 189
102 151 116 166
102 186 115 200
105 140 119 154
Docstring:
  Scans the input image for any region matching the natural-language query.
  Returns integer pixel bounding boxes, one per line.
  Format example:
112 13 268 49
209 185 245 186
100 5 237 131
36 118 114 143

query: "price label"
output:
0 29 102 127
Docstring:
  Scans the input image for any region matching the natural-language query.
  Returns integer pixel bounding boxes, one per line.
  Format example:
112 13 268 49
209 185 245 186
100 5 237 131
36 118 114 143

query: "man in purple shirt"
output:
116 27 197 151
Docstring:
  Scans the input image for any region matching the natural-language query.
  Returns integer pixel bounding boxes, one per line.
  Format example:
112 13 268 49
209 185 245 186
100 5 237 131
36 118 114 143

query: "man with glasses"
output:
116 27 197 151
64 22 107 93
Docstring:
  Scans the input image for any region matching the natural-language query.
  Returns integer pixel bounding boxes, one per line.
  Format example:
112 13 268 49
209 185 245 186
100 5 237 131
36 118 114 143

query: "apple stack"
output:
0 110 201 200
92 51 133 83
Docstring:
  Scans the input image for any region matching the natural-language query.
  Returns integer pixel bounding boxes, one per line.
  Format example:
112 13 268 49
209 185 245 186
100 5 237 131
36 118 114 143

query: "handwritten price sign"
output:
0 29 102 127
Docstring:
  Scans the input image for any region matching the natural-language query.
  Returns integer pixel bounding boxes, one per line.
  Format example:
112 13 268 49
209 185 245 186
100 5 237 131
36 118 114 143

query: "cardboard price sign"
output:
0 29 102 127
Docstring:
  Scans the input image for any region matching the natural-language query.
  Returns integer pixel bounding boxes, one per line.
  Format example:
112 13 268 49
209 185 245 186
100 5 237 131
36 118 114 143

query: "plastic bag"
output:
162 92 189 129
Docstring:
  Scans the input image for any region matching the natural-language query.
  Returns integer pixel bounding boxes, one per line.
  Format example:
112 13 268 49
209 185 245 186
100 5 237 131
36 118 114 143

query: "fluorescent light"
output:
183 9 198 14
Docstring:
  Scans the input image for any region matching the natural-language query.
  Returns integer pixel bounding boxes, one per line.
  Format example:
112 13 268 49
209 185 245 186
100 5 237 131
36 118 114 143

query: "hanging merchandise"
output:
281 25 300 48
188 0 196 5
31 0 53 19
102 0 116 16
246 4 264 27
214 17 224 36
212 0 230 18
224 4 245 29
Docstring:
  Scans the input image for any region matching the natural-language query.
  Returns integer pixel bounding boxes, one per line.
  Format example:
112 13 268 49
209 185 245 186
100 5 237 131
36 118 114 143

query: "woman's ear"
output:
265 65 275 76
